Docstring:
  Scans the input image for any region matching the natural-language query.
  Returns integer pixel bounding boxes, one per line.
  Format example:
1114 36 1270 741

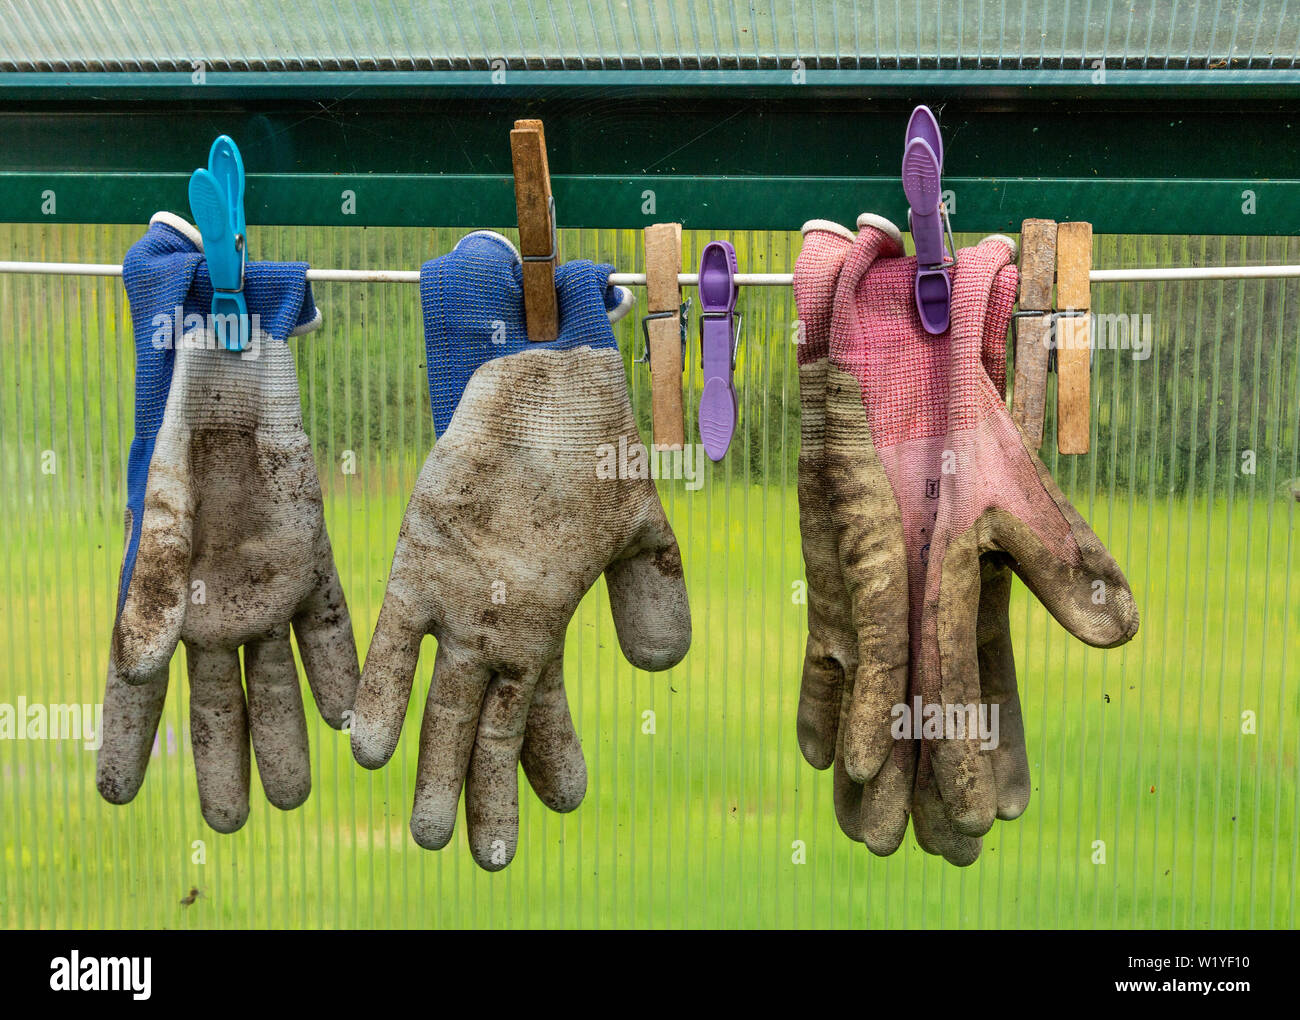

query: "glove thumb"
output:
112 421 194 683
604 501 691 672
991 455 1140 649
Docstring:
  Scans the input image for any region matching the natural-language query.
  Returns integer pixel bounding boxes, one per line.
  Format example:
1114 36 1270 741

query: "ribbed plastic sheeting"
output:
2 1 1298 70
0 222 1296 928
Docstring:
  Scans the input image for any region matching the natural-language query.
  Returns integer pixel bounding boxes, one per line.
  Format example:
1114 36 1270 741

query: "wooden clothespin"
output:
1009 218 1092 455
1011 219 1057 450
1055 221 1093 455
510 118 558 342
643 222 685 450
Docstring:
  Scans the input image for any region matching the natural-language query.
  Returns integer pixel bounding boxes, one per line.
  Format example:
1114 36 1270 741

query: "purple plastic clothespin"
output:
697 240 740 461
902 105 956 334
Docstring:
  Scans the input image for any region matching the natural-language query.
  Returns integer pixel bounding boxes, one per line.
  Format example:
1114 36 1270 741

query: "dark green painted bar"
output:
6 107 1295 181
1 172 1293 234
2 69 1299 231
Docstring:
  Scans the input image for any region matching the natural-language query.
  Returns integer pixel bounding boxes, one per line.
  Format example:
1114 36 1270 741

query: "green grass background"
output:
0 223 1296 928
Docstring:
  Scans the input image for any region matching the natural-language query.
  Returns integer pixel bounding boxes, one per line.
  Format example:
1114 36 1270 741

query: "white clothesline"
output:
3 261 1300 285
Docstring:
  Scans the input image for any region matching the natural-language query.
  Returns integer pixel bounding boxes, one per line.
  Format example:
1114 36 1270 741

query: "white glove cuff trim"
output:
606 285 635 324
801 219 854 240
455 230 522 262
855 213 905 247
150 211 203 248
981 234 1020 260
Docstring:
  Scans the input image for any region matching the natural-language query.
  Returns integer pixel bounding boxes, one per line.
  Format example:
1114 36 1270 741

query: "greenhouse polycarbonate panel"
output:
1 1 1299 70
0 222 1295 928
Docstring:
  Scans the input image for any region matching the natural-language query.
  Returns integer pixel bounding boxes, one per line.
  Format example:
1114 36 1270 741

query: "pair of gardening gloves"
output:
101 217 690 871
792 215 1140 865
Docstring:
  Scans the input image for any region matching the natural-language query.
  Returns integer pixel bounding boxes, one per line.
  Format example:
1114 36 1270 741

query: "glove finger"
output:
831 754 865 842
292 549 359 729
794 222 858 769
245 628 311 811
112 431 195 684
520 649 587 814
96 658 168 805
823 366 910 783
830 659 913 855
860 747 915 857
352 557 436 770
409 643 491 851
929 530 998 838
988 452 1140 649
794 219 857 358
186 645 250 834
796 219 906 776
912 776 982 867
796 359 852 770
604 501 691 672
797 634 846 770
465 663 541 872
980 283 1010 401
830 613 867 841
841 614 909 786
977 558 1032 820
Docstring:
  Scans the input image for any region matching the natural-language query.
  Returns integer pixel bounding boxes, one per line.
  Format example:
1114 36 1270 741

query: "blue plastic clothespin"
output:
902 106 956 334
188 135 250 352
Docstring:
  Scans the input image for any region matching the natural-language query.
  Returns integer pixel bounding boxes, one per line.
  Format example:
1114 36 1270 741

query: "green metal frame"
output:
2 69 1300 232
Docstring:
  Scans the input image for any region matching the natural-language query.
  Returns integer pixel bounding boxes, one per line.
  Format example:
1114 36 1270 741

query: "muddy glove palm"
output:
98 213 360 833
351 231 690 871
826 229 1139 865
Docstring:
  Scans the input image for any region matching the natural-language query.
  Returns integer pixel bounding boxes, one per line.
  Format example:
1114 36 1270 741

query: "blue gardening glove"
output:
98 212 359 833
351 231 689 871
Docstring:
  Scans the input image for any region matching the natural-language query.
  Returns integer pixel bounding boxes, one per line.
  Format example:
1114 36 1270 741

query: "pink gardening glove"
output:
826 229 1140 864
